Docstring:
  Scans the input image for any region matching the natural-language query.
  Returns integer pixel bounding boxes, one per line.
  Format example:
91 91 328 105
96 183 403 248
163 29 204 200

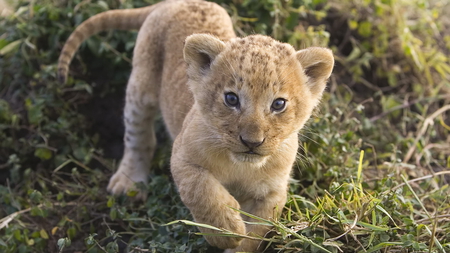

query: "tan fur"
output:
58 0 334 252
57 4 158 83
0 0 13 17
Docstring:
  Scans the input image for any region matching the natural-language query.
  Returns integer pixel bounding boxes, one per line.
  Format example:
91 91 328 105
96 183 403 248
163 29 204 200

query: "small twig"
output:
101 41 132 63
416 215 450 224
326 214 358 242
358 77 381 92
415 143 450 169
350 229 367 252
0 207 32 230
92 153 115 172
130 247 151 252
384 170 450 194
34 144 58 152
348 98 374 118
429 212 437 252
403 104 450 163
0 202 77 230
93 238 108 253
370 94 450 122
401 175 431 219
74 0 92 13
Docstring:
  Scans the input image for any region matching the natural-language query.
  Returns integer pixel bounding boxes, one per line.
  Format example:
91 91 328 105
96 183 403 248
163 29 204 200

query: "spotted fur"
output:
58 0 334 252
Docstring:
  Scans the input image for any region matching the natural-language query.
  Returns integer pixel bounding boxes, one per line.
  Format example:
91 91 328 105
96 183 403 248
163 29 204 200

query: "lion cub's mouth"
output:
230 150 268 166
244 150 259 155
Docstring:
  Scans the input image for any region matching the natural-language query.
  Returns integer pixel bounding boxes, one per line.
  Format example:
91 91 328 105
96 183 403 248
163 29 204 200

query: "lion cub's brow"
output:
216 36 299 92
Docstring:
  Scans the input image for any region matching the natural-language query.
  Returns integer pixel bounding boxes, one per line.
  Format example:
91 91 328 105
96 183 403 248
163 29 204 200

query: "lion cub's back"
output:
138 0 236 139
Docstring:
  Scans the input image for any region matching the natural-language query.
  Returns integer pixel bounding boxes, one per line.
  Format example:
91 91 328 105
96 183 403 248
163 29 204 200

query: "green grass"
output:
0 0 449 252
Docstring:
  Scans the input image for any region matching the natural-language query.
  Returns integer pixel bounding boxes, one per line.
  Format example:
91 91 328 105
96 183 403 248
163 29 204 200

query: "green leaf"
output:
107 196 115 208
0 39 8 49
353 220 389 231
357 21 372 37
0 99 13 122
57 238 71 250
126 190 138 197
86 234 97 246
26 238 34 246
34 148 52 160
97 1 109 10
349 20 358 30
376 205 399 228
25 98 45 125
362 242 404 253
14 230 22 241
66 227 77 239
110 208 117 220
105 241 119 253
30 190 43 203
39 229 49 240
0 39 22 55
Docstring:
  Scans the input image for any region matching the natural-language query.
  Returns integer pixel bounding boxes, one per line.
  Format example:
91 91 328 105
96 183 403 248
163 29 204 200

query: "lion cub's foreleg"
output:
171 160 246 250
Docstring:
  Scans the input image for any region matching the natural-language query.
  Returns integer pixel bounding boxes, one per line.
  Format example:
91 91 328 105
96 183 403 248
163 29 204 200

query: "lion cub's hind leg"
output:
107 44 161 199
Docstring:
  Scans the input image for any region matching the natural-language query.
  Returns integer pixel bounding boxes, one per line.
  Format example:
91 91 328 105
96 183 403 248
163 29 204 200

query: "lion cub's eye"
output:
225 92 240 108
271 98 286 112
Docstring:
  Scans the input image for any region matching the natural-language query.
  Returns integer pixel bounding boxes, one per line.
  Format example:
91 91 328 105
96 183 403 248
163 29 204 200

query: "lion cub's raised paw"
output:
207 234 244 250
195 201 246 249
202 218 245 250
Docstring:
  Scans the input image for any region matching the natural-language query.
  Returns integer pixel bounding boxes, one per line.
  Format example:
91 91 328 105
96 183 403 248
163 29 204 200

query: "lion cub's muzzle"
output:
239 135 265 152
235 134 268 164
238 123 265 152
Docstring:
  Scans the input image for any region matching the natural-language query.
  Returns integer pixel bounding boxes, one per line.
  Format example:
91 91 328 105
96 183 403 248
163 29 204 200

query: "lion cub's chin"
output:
230 152 269 167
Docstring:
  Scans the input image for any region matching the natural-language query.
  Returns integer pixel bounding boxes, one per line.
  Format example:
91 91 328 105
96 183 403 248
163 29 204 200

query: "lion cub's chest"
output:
224 178 271 201
216 162 286 200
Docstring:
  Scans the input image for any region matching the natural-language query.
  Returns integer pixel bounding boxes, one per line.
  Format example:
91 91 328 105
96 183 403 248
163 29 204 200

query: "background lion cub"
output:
58 0 334 252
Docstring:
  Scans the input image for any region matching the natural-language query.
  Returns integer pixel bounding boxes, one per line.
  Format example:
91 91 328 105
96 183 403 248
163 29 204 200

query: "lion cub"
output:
58 0 334 252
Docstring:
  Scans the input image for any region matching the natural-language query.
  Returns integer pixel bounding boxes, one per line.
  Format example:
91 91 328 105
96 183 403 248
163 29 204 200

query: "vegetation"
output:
0 0 449 252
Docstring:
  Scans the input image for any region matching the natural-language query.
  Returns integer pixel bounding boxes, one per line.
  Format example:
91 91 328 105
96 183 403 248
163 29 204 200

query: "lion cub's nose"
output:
239 135 265 149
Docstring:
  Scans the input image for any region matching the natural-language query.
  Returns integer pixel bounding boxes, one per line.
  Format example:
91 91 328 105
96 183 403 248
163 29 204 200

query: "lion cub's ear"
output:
184 34 226 81
296 47 334 101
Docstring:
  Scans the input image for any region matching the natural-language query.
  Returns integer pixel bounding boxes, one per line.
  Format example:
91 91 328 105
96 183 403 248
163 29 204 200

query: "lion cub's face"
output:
184 35 334 166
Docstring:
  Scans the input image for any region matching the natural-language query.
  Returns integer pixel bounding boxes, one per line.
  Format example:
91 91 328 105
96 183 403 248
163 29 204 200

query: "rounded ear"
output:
296 47 334 98
184 34 226 80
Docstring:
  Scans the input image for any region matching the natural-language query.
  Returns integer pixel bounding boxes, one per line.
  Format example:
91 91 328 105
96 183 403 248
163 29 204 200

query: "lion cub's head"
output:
184 34 334 166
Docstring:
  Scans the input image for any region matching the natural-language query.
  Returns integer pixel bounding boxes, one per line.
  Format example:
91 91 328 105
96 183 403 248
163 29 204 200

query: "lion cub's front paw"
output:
107 162 148 199
201 213 246 249
206 232 244 250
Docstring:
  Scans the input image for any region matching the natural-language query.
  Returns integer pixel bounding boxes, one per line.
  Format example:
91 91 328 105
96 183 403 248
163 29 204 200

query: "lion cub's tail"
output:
57 4 159 84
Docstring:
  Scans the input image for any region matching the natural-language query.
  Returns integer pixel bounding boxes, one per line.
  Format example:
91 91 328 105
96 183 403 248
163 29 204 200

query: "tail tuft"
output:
58 68 67 84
